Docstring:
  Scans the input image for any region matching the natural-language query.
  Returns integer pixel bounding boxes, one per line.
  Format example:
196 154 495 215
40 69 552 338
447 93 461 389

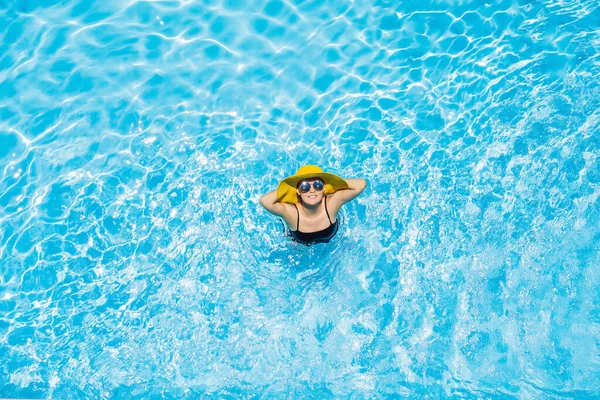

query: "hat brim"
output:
277 172 349 204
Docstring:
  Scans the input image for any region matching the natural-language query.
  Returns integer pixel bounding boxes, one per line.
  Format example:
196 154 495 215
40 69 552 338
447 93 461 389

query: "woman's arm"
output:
331 178 367 205
259 190 288 217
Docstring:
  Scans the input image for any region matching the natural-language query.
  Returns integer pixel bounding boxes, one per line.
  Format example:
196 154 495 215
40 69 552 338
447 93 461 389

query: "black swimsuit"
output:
290 197 338 245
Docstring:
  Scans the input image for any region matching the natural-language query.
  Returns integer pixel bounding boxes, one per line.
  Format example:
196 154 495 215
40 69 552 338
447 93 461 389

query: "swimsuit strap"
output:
293 203 300 231
324 196 333 224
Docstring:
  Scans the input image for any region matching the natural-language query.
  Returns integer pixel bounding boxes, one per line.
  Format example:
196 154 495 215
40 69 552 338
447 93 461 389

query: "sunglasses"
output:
298 180 324 193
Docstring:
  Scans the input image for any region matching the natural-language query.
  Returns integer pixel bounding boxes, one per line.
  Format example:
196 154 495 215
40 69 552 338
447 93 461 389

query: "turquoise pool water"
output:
1 0 600 398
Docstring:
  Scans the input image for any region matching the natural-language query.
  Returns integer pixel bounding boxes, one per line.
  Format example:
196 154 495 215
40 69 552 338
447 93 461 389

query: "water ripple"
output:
1 0 599 398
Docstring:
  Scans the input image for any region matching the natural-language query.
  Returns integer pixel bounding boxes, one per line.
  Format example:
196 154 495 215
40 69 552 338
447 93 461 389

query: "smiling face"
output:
296 178 325 205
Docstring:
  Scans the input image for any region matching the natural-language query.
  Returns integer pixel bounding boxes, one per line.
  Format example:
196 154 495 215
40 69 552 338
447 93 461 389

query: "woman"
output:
260 165 367 245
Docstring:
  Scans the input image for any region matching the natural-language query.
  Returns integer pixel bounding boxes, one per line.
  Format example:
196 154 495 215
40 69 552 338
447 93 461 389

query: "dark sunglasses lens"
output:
314 181 324 191
300 183 311 193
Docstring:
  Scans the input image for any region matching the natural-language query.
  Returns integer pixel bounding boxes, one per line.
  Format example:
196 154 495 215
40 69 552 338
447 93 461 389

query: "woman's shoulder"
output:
325 194 342 212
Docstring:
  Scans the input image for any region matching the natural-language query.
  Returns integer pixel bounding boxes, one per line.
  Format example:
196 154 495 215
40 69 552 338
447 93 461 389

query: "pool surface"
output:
1 0 599 398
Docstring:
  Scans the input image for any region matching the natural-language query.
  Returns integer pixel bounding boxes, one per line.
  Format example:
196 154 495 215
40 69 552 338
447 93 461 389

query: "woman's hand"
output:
259 190 288 217
332 178 367 205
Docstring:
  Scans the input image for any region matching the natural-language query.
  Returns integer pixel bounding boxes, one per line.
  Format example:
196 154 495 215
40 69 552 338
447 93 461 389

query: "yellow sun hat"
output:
276 165 349 204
